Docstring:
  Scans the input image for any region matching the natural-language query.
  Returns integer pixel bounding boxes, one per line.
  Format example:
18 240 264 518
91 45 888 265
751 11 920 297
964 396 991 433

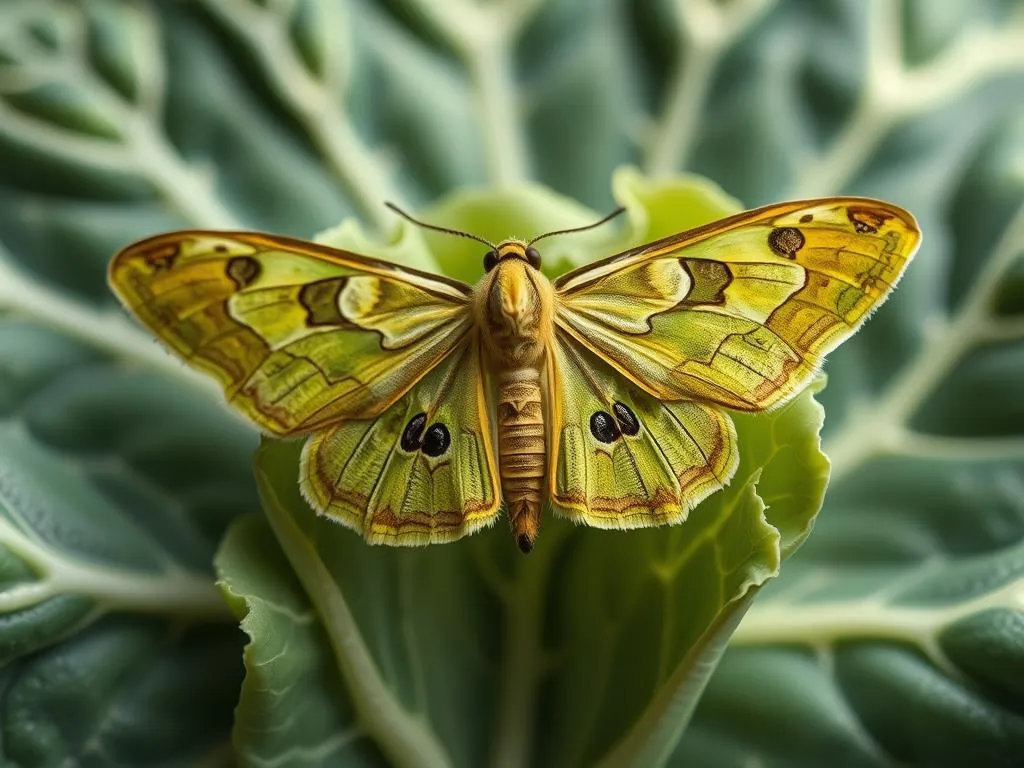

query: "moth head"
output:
486 240 540 271
483 241 543 272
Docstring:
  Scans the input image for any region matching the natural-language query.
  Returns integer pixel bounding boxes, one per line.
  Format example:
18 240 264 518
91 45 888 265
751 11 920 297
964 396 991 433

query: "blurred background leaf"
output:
0 0 1022 765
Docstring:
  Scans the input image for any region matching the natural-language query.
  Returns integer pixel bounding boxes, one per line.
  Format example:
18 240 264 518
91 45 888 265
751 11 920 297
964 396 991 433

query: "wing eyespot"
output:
589 411 621 443
421 423 451 457
400 413 427 452
767 227 805 259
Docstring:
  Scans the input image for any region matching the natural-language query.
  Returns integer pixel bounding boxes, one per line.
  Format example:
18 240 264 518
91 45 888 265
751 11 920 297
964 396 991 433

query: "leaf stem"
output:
644 42 716 178
732 568 1024 675
889 431 1024 462
402 0 539 187
464 35 530 187
259 478 454 768
0 497 229 619
0 2 241 228
126 118 241 229
789 0 1024 198
199 0 401 231
978 316 1024 343
644 0 774 177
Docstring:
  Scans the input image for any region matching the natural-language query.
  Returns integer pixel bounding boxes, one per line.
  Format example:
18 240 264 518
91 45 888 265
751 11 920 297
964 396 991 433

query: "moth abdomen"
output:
497 370 546 553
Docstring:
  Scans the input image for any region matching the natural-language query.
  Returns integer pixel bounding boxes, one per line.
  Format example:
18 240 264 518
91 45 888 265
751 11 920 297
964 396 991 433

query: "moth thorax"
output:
483 261 547 368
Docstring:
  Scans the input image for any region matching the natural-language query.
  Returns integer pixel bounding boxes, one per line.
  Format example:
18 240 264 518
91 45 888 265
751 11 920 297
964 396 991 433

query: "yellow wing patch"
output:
109 231 472 435
555 198 920 411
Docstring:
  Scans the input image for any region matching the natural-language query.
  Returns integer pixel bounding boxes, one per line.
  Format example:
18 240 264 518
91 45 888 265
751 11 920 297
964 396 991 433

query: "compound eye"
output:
525 246 541 269
483 249 499 272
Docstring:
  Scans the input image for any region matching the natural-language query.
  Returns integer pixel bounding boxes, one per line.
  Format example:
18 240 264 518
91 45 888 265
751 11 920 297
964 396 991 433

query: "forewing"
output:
555 198 920 410
548 331 738 528
110 230 473 435
301 337 500 545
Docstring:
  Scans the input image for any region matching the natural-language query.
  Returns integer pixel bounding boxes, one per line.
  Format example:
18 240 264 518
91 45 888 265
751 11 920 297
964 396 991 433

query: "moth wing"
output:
301 337 501 545
555 198 920 411
547 331 738 527
109 230 473 435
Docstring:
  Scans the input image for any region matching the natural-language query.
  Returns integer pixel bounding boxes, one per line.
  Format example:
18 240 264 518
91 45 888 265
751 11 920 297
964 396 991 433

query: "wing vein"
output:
661 404 718 483
558 332 656 506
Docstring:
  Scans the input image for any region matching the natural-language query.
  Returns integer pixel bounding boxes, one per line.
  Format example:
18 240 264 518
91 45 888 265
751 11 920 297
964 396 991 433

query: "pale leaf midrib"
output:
0 472 228 619
733 550 1024 674
259 477 454 768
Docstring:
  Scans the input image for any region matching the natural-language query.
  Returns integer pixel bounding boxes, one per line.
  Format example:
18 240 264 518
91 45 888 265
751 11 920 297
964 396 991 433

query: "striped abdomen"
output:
497 370 545 552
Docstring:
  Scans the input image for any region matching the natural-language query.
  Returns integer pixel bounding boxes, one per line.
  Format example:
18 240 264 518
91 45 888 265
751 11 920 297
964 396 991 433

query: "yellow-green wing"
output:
548 331 738 527
109 230 472 435
301 337 500 545
555 198 920 411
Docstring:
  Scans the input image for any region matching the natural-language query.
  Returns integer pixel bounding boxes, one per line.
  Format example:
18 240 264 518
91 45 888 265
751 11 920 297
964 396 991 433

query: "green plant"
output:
0 1 1022 766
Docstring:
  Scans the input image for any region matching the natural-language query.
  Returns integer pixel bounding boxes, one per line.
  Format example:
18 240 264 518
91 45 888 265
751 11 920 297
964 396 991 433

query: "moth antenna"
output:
527 206 627 247
385 202 497 250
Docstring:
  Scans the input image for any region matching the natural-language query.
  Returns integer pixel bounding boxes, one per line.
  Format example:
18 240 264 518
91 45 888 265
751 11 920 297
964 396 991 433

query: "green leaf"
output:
218 169 828 764
223 370 823 767
219 516 385 767
1 0 1022 765
0 316 252 765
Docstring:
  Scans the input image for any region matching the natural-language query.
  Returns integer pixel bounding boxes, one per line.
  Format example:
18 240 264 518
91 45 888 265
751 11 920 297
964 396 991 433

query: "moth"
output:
109 197 919 553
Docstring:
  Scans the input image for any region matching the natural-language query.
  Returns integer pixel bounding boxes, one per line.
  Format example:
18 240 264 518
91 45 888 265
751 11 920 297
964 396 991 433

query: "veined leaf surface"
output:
0 0 1021 765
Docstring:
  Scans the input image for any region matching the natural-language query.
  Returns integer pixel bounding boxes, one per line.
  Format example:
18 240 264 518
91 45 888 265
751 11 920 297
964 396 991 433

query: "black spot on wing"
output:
401 413 427 452
768 227 805 259
422 423 451 457
590 411 620 443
